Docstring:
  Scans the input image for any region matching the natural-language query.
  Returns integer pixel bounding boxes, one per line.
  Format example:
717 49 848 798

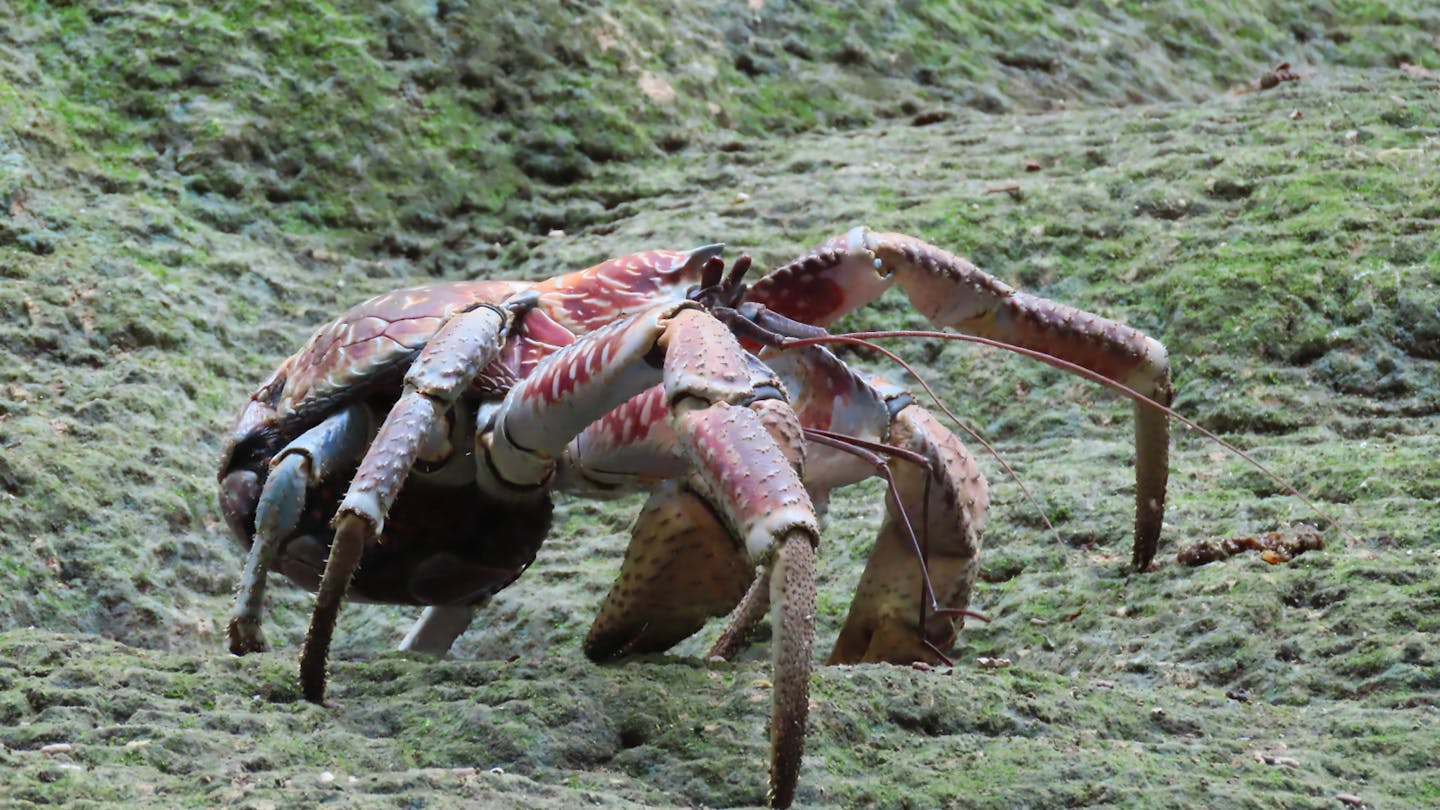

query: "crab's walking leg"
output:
226 403 375 655
300 303 511 704
565 384 807 661
828 402 988 664
748 227 1172 568
710 345 988 665
398 604 482 654
484 302 819 808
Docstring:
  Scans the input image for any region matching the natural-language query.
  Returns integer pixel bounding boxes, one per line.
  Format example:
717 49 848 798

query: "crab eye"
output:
873 257 893 278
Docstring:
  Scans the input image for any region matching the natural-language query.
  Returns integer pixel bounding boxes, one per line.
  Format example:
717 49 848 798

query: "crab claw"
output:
748 227 1173 569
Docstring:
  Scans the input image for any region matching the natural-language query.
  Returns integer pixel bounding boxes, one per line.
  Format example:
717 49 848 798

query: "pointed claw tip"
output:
687 242 726 264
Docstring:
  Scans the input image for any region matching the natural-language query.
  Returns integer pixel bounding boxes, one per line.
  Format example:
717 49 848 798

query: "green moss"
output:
1 1 1439 807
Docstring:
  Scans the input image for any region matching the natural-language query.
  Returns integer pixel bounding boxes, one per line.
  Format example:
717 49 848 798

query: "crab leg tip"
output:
299 512 370 704
768 533 817 809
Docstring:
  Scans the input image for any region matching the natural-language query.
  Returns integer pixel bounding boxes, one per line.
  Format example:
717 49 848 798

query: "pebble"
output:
1253 752 1300 768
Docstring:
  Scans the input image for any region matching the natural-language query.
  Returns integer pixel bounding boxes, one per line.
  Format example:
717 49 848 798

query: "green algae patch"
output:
2 629 1436 808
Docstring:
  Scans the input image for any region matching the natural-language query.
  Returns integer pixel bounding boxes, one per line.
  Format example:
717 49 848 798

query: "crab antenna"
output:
787 330 1346 540
805 427 931 469
797 335 1064 547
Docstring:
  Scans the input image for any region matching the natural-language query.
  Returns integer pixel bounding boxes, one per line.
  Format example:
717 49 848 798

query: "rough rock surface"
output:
1 3 1437 808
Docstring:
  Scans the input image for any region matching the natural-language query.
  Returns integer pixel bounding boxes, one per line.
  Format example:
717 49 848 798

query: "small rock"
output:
547 229 566 238
488 767 505 776
910 109 951 127
975 656 1012 669
40 743 72 756
319 771 335 783
1335 793 1366 807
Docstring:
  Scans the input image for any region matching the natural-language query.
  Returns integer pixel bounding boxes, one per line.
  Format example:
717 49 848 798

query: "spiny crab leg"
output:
747 227 1173 569
299 301 515 704
482 300 819 808
227 402 375 655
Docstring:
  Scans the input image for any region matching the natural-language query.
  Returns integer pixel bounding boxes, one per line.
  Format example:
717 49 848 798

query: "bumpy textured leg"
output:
747 227 1171 569
582 394 808 660
705 345 888 662
583 480 753 660
768 533 815 810
301 303 510 703
227 403 374 655
663 327 817 809
484 302 818 808
707 564 770 661
828 403 988 664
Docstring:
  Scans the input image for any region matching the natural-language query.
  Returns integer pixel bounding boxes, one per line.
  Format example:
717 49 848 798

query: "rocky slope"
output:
2 2 1437 807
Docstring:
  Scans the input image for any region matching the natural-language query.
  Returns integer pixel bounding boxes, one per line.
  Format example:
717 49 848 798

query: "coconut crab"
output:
218 227 1172 808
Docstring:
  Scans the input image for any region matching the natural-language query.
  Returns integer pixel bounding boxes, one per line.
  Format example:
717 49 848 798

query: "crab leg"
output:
398 604 482 654
226 402 375 655
827 402 988 664
482 301 819 808
748 227 1172 568
300 302 512 703
700 345 988 665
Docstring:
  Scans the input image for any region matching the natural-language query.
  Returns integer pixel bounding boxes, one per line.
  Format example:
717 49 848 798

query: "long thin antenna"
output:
798 336 1065 545
784 330 1344 539
802 428 991 628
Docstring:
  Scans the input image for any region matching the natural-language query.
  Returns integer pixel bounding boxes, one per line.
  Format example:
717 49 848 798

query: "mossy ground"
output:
1 2 1438 808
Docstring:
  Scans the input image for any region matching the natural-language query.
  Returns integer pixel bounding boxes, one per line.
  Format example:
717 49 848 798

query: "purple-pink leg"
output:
300 302 512 703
